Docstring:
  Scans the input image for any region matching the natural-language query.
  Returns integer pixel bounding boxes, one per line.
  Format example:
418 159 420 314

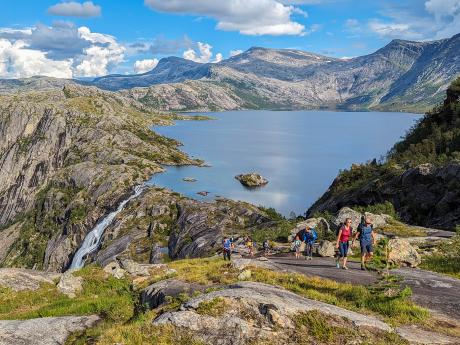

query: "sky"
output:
0 0 459 79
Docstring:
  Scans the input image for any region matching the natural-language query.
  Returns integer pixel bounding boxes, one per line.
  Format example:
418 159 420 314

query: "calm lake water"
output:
148 110 421 216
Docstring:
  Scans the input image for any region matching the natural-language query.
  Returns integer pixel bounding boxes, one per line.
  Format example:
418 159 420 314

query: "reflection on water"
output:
148 110 421 216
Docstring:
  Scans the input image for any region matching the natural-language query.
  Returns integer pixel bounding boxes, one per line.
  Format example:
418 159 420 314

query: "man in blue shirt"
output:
222 237 232 261
352 216 376 270
303 226 318 260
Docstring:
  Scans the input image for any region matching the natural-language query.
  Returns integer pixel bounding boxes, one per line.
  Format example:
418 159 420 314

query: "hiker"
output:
293 235 302 259
246 237 254 257
335 218 352 269
222 237 232 261
303 226 318 260
353 216 376 270
263 239 270 255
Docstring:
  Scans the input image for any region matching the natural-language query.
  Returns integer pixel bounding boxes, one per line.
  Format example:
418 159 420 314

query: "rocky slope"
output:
96 34 460 112
0 84 195 271
307 78 460 230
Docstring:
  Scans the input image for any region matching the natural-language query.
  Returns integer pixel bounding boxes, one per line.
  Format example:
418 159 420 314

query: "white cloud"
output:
48 1 101 18
144 0 306 36
230 49 243 57
0 24 125 78
368 20 424 40
133 58 159 73
0 39 73 79
74 27 125 77
183 42 222 63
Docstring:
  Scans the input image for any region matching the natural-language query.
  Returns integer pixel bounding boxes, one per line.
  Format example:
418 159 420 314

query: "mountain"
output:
307 77 460 230
92 34 460 112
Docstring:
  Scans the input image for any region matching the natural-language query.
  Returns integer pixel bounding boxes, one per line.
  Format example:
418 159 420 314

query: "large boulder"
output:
235 173 268 188
316 240 335 257
0 269 61 291
141 279 205 309
332 207 362 230
388 239 421 267
56 271 83 298
103 261 126 279
0 315 99 345
289 217 331 241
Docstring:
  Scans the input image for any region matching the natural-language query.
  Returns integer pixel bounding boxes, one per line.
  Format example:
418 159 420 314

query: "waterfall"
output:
69 185 145 269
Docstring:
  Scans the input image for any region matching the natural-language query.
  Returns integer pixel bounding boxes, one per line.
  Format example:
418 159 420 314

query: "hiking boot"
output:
309 256 313 260
361 265 367 271
342 266 349 270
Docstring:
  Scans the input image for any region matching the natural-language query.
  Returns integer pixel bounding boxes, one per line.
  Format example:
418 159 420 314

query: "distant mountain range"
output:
1 34 459 112
92 33 460 112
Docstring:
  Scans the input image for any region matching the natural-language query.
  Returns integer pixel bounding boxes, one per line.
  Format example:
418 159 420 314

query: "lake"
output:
148 110 421 216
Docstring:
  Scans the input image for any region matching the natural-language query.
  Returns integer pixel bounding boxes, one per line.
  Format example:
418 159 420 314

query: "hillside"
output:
94 34 460 112
307 78 460 229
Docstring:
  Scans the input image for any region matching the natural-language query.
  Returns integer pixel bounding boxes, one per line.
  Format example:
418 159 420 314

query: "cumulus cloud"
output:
133 58 159 73
182 42 223 63
48 1 101 18
230 49 243 57
368 20 423 40
0 39 73 78
144 0 306 36
0 24 125 78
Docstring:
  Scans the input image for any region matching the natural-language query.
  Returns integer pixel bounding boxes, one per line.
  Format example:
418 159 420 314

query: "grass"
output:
0 266 134 322
420 234 460 279
195 297 229 317
379 218 427 237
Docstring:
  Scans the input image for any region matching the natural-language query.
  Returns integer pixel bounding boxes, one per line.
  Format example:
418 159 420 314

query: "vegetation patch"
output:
195 297 229 317
421 233 460 279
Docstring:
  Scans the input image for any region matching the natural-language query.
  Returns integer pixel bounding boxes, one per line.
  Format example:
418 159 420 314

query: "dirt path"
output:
266 254 460 321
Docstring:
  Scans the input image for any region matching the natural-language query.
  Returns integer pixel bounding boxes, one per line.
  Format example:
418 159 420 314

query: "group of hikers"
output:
222 215 377 270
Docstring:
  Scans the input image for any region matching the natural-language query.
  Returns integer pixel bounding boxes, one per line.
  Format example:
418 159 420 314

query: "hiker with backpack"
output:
352 216 376 270
263 239 270 255
303 226 318 260
222 237 232 261
335 218 352 269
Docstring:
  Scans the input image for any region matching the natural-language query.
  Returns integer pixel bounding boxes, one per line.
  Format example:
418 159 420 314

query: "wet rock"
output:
0 315 99 345
141 279 205 309
316 240 335 257
388 239 421 267
0 268 61 291
57 271 83 298
235 173 268 188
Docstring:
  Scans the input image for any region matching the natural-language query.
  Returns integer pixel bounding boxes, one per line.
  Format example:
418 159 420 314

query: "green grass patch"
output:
195 297 229 317
0 266 135 322
421 234 460 278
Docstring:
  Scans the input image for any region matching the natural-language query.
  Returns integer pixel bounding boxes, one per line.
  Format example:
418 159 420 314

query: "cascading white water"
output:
69 185 145 269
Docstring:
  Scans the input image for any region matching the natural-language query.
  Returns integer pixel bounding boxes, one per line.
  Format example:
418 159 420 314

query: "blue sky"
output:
0 0 459 78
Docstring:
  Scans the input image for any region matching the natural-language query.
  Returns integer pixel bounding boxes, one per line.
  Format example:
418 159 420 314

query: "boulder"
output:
149 244 162 264
0 268 61 291
388 239 421 267
119 258 152 276
235 173 268 188
364 212 390 229
103 261 126 279
57 271 83 298
141 279 205 309
332 207 362 230
316 240 335 257
289 217 331 241
0 315 99 345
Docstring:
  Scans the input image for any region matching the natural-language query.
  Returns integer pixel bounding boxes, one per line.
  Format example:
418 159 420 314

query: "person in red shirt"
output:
335 218 352 270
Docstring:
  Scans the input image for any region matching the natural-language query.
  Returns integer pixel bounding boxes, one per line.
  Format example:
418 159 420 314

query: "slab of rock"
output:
396 325 460 344
119 258 166 276
141 279 205 309
0 269 61 291
103 261 126 279
0 315 99 345
388 238 421 267
316 240 335 257
56 271 83 298
235 173 268 188
154 281 392 345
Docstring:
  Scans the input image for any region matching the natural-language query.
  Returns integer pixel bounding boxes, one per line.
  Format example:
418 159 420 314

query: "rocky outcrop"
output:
235 173 268 188
0 315 99 345
153 281 392 345
0 268 61 291
316 240 335 257
141 279 205 309
56 271 83 298
388 239 422 267
0 85 196 271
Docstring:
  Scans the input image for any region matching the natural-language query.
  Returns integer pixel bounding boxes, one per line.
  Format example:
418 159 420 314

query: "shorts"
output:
339 241 349 257
295 246 301 253
360 241 373 254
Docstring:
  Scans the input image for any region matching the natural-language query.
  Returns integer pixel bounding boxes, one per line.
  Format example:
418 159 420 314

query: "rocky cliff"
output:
96 34 460 112
307 78 460 230
0 84 196 271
